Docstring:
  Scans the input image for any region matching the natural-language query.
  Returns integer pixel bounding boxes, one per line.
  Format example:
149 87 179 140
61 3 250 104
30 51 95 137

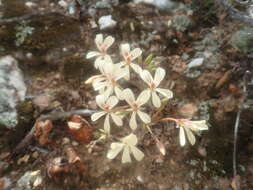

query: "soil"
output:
0 0 253 190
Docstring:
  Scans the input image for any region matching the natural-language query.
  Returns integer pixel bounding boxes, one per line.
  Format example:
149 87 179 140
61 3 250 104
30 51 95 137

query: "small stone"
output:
32 151 39 159
25 2 36 8
98 15 117 30
72 141 79 146
58 0 68 8
187 58 204 69
26 52 33 59
134 0 177 10
17 154 30 165
198 146 207 157
136 175 144 183
33 176 42 187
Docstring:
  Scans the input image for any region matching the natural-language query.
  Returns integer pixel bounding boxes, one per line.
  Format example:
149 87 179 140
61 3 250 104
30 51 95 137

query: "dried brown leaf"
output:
34 120 53 145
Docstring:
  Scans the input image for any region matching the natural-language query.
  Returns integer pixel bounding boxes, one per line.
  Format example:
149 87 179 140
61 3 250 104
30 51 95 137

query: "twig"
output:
38 109 96 121
232 70 250 190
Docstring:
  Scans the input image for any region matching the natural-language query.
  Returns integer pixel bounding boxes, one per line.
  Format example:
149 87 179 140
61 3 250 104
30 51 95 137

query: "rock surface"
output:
230 27 253 53
0 56 26 129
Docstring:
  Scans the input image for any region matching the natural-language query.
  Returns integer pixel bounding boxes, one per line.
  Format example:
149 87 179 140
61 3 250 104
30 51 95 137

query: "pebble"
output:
134 0 176 10
187 57 204 69
72 141 79 146
98 15 117 30
58 0 68 8
25 2 36 8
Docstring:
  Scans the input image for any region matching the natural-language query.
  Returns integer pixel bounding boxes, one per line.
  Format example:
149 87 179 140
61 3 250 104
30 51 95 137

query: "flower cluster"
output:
86 34 209 163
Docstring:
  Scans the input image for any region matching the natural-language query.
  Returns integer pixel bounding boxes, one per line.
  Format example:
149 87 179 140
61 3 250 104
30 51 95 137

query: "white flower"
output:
140 67 173 108
86 34 115 68
92 61 126 99
107 133 144 163
123 89 151 130
91 95 123 134
176 119 208 146
119 43 142 80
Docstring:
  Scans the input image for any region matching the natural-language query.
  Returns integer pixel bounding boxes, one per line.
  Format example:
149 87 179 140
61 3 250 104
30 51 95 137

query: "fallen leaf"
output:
68 115 93 143
34 120 53 145
17 154 30 165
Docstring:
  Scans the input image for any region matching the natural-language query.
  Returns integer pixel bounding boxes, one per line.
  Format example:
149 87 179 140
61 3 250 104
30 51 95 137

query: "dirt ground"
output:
0 0 253 189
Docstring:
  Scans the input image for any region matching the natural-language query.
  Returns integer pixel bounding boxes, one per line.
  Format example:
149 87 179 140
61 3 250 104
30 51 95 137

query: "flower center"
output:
150 82 156 91
104 104 110 111
132 102 139 110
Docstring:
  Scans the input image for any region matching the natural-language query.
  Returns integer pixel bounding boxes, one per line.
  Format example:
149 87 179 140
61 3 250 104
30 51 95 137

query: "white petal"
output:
94 56 104 69
123 88 135 107
102 60 114 75
156 88 173 99
140 70 153 85
96 95 106 109
103 86 113 98
179 127 186 146
115 66 127 81
85 75 99 84
107 143 124 159
154 67 165 86
122 146 131 163
131 63 142 74
122 133 138 146
91 111 106 121
152 91 161 108
95 34 103 49
110 113 123 126
191 120 208 131
129 112 137 130
104 114 111 134
106 96 118 109
95 55 112 69
121 43 130 56
114 86 124 100
184 127 196 145
130 48 142 60
92 76 106 86
86 51 101 59
130 146 144 161
93 81 107 91
136 89 150 106
137 110 151 124
103 36 115 50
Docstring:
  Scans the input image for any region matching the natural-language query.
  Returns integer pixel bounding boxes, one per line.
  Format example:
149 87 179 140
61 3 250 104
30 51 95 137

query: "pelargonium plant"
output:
86 34 208 163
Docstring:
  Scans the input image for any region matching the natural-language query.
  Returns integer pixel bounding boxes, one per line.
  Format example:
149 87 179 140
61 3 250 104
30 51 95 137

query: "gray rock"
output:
16 171 42 190
134 0 177 10
172 14 193 32
98 15 117 30
95 0 119 9
230 27 253 53
0 56 26 129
